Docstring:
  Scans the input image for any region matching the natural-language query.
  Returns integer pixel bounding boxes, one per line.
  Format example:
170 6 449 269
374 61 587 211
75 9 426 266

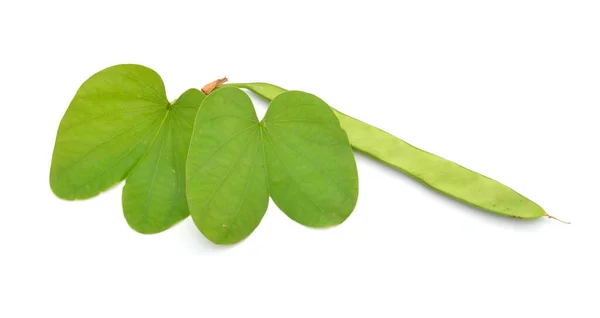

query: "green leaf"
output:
186 88 358 244
50 64 205 233
186 88 269 244
122 88 205 233
262 91 359 227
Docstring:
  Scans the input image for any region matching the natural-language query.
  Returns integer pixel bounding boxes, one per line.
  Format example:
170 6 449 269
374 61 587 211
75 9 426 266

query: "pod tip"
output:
547 215 570 224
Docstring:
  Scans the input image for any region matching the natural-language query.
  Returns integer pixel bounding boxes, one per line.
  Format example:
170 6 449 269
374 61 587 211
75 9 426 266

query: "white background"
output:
1 1 599 317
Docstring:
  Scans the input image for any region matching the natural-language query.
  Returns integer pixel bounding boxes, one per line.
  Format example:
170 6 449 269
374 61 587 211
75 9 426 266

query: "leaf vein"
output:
262 130 329 217
192 114 257 127
219 133 261 242
265 124 344 148
113 71 168 103
70 114 164 193
265 103 322 120
264 126 353 203
195 130 257 210
267 119 338 125
141 124 169 222
187 125 257 179
60 111 163 173
78 92 166 105
60 107 161 133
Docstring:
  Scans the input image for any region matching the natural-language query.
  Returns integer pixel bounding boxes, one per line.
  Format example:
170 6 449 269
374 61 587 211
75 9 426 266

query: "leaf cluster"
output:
50 65 359 244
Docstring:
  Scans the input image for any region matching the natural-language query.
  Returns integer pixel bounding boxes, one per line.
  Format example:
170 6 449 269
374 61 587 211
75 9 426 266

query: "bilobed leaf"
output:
50 65 167 199
50 64 205 233
186 88 358 244
186 88 268 244
262 91 359 227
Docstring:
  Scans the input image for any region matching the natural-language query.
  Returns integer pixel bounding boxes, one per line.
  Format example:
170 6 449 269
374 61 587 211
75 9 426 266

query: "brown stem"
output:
201 77 228 95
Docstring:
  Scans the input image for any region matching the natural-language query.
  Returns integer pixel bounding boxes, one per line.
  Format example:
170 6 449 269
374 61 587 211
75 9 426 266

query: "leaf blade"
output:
262 91 359 227
122 88 205 234
186 88 268 244
50 64 169 200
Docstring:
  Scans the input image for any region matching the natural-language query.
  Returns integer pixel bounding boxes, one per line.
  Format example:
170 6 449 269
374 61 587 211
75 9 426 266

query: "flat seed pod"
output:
224 83 551 220
50 64 205 233
186 87 358 244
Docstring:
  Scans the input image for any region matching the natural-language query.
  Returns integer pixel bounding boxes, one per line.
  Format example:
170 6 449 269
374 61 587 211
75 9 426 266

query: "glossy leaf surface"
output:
186 87 358 244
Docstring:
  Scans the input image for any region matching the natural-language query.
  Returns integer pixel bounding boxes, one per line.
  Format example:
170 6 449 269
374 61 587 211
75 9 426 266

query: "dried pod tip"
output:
202 77 228 95
547 215 570 224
